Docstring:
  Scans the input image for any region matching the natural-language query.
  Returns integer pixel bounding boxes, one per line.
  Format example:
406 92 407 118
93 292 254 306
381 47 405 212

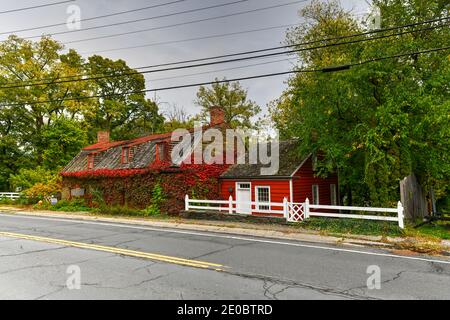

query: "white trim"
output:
255 186 271 211
289 179 294 202
312 184 319 205
330 184 337 206
290 153 313 177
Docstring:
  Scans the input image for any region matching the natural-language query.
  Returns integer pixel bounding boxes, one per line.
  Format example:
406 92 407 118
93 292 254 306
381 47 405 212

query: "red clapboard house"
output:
219 141 339 216
62 106 339 215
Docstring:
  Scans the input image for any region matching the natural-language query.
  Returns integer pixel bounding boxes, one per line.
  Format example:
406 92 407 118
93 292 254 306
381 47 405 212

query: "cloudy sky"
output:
0 0 370 119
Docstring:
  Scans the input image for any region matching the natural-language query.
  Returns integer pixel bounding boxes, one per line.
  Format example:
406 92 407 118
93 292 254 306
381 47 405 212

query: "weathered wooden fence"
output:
400 174 429 220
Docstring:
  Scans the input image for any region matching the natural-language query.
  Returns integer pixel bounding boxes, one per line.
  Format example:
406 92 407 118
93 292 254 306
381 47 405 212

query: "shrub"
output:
142 183 165 216
9 167 56 191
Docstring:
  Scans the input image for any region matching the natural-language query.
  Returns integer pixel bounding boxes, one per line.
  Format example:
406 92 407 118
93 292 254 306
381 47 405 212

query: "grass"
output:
32 199 168 219
296 217 405 238
407 217 450 240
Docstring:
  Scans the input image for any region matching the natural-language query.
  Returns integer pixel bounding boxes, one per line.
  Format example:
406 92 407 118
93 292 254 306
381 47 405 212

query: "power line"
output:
0 21 447 89
3 16 446 88
0 0 188 36
147 57 294 82
81 23 299 55
0 0 74 14
61 0 310 45
1 47 448 108
81 16 450 60
20 0 252 40
131 19 449 70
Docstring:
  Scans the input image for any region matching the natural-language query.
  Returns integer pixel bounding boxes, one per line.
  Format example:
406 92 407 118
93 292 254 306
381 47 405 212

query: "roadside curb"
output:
0 208 399 249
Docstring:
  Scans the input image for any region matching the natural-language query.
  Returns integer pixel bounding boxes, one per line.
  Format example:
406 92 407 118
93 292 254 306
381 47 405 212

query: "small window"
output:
122 147 130 164
238 183 250 190
256 186 270 211
330 184 337 205
87 155 94 170
312 185 319 205
158 144 165 161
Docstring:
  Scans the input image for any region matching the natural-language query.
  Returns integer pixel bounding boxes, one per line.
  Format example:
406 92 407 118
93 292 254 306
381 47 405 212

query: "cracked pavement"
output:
0 213 449 300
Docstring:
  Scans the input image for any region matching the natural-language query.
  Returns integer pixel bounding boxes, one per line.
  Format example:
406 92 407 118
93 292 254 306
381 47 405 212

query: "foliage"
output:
46 198 94 212
143 183 165 216
83 55 164 140
270 0 450 206
0 36 164 190
195 79 261 128
41 118 89 170
9 167 57 191
24 175 62 202
63 164 227 214
410 220 450 240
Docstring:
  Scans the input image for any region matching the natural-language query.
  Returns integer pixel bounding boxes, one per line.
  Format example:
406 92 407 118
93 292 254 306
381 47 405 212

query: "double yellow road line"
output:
0 231 225 271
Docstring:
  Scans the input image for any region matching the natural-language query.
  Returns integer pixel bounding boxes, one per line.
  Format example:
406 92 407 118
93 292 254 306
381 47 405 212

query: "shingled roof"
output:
61 121 229 175
220 140 310 179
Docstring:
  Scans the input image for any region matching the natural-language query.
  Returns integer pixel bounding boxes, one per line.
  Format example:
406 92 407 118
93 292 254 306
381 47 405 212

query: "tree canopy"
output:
195 79 261 128
270 0 449 206
0 36 164 190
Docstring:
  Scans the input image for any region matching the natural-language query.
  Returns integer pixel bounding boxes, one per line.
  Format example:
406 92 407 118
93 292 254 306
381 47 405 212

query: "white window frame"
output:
255 186 271 211
312 185 319 205
330 184 337 205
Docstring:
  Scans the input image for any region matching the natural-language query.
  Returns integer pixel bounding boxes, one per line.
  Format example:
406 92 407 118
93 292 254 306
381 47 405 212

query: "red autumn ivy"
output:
61 163 230 214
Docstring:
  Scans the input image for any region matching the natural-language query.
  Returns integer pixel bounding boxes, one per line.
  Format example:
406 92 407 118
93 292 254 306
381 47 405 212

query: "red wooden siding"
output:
219 157 339 216
292 157 338 205
220 179 291 203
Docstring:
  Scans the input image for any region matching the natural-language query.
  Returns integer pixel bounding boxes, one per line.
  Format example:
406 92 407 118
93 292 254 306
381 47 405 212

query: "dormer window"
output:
155 143 166 162
157 143 166 161
122 147 130 164
87 154 94 170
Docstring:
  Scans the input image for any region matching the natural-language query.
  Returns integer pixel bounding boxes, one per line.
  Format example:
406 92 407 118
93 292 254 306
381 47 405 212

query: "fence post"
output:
283 197 289 220
229 196 233 214
185 195 189 211
304 198 310 219
397 201 404 229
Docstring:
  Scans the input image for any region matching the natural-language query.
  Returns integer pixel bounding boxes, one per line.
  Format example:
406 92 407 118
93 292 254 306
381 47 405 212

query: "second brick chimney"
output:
209 106 225 126
97 131 110 144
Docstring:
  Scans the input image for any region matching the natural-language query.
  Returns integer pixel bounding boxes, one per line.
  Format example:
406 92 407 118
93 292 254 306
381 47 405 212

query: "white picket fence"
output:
0 192 21 200
185 195 405 229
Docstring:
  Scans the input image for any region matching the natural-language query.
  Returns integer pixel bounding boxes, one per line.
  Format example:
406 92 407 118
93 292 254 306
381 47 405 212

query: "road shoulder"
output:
0 206 449 256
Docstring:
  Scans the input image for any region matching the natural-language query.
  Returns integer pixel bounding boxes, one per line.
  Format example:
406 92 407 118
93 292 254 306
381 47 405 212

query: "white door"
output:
236 183 252 214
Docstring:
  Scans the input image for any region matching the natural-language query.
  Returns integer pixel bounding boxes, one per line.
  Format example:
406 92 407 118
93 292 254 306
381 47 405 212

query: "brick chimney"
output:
209 106 225 126
97 131 110 144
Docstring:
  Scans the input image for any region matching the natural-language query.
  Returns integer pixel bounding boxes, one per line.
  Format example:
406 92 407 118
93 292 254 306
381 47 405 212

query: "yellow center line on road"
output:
0 231 226 271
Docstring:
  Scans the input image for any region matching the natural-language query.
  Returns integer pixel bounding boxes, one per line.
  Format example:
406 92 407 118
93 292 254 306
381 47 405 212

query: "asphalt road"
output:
0 213 449 300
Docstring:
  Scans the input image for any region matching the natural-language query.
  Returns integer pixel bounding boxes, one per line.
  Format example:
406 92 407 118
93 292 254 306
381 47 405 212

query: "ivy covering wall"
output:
62 164 228 215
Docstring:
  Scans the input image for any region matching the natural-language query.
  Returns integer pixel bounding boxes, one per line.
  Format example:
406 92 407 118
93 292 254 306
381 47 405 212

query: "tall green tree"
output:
83 55 163 140
0 36 88 166
41 117 89 170
195 79 261 128
270 0 449 206
0 36 165 190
